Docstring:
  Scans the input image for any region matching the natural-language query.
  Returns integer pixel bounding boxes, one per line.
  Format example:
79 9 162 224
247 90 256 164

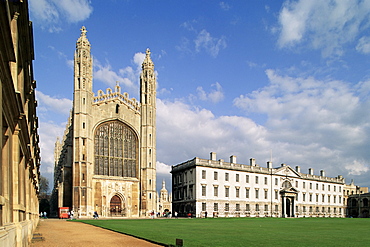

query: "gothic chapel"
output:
52 27 157 218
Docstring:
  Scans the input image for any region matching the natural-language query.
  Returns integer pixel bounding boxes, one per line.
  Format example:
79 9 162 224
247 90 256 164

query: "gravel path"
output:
30 219 162 247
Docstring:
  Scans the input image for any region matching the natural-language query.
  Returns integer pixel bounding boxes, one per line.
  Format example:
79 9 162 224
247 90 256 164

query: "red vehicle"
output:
59 207 70 219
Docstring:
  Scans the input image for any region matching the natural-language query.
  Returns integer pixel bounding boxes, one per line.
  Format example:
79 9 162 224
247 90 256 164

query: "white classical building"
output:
171 152 345 218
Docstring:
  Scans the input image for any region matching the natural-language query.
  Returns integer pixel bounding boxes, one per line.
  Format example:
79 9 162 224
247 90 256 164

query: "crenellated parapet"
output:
93 85 140 112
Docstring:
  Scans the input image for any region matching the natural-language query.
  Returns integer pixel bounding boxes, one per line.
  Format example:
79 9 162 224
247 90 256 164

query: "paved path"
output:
30 219 162 247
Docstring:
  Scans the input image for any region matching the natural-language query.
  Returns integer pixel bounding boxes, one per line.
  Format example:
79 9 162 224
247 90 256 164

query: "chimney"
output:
250 158 256 166
230 155 236 164
210 152 216 161
320 170 325 177
308 168 313 175
267 161 272 169
295 166 300 173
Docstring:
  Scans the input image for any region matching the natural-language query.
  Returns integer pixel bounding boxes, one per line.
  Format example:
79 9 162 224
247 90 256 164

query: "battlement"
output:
93 85 140 112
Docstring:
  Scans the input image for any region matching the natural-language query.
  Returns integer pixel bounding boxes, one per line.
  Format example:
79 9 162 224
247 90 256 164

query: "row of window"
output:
201 185 342 203
302 193 342 204
201 203 342 214
201 170 342 192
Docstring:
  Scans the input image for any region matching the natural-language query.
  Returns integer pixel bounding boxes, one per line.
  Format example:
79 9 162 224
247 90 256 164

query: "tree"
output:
39 175 50 215
39 175 49 194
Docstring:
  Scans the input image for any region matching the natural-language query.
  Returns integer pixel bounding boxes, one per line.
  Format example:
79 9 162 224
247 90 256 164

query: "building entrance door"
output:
286 198 291 217
281 196 295 217
110 195 122 216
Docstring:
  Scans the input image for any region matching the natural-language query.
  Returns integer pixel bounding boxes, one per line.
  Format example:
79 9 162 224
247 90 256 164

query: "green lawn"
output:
78 217 370 247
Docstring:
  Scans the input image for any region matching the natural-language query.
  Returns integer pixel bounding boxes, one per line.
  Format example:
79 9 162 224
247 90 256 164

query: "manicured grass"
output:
78 217 370 247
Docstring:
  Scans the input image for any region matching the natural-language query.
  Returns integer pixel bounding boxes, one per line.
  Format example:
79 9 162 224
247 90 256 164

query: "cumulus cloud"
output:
94 52 146 93
156 161 171 174
35 90 72 177
36 90 72 115
195 82 225 103
39 121 67 174
156 98 268 167
232 69 370 179
195 30 227 58
277 0 370 57
356 36 370 54
177 24 227 58
94 61 130 88
155 69 370 190
30 0 93 32
219 2 231 11
345 160 370 176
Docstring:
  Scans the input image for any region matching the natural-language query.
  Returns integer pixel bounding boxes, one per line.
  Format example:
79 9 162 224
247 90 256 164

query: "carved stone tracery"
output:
94 121 138 177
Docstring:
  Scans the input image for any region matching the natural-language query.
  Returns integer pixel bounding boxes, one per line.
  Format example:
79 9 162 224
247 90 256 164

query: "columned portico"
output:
280 190 298 218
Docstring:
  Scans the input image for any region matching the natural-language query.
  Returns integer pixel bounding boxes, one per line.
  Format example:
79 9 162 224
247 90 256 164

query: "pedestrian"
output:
205 211 208 218
43 212 47 219
175 211 178 219
93 211 99 219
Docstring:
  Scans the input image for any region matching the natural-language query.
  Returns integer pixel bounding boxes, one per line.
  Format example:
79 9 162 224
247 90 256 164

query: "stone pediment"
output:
273 165 301 178
280 186 299 194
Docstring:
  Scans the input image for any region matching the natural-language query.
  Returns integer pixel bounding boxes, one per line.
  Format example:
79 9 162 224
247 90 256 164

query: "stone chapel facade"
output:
52 27 157 218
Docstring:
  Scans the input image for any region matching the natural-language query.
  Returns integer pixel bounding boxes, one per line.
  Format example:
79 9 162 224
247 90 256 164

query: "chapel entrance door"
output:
110 195 122 216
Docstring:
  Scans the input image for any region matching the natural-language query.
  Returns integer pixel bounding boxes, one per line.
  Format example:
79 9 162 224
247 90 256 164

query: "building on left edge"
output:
0 0 41 246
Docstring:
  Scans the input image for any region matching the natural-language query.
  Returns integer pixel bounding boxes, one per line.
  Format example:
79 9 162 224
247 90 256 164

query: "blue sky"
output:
29 0 370 192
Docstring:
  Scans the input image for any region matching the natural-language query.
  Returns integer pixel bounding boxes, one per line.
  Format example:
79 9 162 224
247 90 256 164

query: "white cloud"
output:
29 0 93 32
181 20 197 32
94 52 158 95
346 160 370 175
133 52 146 68
219 2 231 11
53 0 93 23
36 90 72 115
232 69 370 178
39 121 68 174
196 82 224 103
94 62 126 88
277 0 370 57
156 161 171 175
29 0 59 24
35 91 72 176
195 29 227 58
356 36 370 54
178 24 227 57
156 69 370 185
94 52 146 93
156 99 268 167
48 46 74 69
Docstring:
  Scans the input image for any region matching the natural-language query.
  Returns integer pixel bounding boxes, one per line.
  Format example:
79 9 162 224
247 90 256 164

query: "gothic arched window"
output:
94 121 138 177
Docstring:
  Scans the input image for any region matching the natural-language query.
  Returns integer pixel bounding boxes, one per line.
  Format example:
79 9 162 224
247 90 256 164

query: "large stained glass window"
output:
94 121 138 177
